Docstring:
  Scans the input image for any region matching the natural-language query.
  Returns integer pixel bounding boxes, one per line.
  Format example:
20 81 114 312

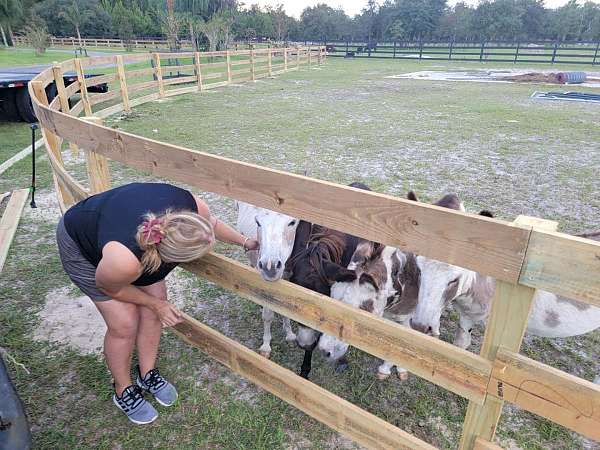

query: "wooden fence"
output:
322 40 600 65
27 46 600 449
12 35 184 49
11 35 288 51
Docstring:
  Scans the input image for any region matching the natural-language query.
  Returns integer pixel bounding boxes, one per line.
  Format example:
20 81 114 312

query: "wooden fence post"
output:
459 216 558 450
284 48 288 71
29 81 74 211
195 51 203 91
115 55 130 113
551 42 559 64
250 48 255 81
308 45 312 65
226 50 232 83
153 52 165 97
593 41 599 65
449 40 454 60
73 58 92 116
268 48 272 76
514 42 520 63
81 116 111 194
52 65 79 156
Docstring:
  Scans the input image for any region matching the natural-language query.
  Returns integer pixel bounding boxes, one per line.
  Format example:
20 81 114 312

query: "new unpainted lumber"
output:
473 437 502 450
73 58 92 116
115 55 130 113
52 65 78 156
194 52 203 91
519 229 600 307
29 109 532 286
0 189 29 274
460 216 558 449
81 117 110 194
153 53 165 97
0 139 45 176
226 51 232 82
172 313 436 450
489 347 600 441
29 81 75 211
182 253 492 404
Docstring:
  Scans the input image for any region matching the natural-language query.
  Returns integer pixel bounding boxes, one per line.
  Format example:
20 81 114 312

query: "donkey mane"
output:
288 225 347 285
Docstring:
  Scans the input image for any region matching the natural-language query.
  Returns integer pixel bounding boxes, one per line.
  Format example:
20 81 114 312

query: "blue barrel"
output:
560 71 587 84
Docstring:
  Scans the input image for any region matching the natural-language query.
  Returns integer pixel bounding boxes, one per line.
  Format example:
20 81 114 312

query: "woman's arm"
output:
96 242 182 327
194 196 259 251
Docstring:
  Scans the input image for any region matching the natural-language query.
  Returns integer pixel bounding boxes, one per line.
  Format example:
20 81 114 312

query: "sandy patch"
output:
34 286 106 355
25 189 61 223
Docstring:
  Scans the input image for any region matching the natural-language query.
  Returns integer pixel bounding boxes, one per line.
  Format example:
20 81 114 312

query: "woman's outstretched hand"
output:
154 301 183 327
244 238 260 252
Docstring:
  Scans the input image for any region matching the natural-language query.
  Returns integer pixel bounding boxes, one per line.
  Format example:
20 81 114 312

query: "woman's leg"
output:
136 281 166 375
94 300 140 396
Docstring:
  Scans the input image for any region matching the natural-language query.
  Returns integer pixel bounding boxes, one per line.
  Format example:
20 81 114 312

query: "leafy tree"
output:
387 18 406 40
23 13 50 54
32 0 112 37
164 0 180 49
60 0 95 47
550 0 580 41
0 0 23 45
234 4 273 41
580 1 600 40
198 14 222 50
300 4 350 40
268 4 287 42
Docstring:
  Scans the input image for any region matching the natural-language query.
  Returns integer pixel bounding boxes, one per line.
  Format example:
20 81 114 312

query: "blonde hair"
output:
136 209 215 273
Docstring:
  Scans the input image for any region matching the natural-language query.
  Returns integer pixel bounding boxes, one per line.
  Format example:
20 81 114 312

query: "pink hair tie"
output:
142 218 164 245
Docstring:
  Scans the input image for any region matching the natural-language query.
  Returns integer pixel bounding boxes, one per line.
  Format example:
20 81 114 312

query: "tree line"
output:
2 0 600 50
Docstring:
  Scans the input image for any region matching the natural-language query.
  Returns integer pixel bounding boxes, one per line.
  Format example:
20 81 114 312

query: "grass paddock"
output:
0 56 599 449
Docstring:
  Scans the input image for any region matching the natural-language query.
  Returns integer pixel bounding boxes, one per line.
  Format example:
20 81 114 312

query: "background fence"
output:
26 46 600 450
10 35 291 51
321 40 600 65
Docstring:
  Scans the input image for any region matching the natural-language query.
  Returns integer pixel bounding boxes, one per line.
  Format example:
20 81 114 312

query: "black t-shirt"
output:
63 182 198 286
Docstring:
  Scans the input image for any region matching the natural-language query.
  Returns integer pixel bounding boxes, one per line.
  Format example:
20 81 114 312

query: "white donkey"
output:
406 193 600 382
236 201 300 358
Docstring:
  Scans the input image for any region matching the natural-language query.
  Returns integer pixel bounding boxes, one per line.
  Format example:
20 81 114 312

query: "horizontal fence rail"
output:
26 47 600 449
322 40 600 65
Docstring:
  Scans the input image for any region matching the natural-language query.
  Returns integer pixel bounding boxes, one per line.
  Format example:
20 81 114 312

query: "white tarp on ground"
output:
386 70 600 88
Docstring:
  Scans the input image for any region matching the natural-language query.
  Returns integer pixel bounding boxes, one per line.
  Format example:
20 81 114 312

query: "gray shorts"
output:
56 217 111 302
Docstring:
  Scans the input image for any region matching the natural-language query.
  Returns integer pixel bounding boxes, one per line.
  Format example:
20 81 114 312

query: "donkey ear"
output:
324 261 356 283
407 191 419 201
359 272 379 291
479 210 494 218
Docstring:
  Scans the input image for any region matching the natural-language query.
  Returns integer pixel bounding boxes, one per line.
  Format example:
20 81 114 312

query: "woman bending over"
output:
56 182 258 424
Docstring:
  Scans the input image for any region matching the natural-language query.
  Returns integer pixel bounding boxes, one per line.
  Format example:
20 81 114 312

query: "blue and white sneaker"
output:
113 384 158 425
136 366 178 407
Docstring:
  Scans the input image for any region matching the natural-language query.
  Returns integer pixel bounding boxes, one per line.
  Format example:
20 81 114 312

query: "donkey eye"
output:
255 218 261 227
288 220 296 227
449 277 459 285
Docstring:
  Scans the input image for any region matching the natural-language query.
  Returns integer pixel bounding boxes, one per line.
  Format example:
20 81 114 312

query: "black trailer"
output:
0 66 109 123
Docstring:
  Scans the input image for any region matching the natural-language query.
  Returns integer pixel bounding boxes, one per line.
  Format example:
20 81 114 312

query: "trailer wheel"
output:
15 84 57 123
0 89 22 122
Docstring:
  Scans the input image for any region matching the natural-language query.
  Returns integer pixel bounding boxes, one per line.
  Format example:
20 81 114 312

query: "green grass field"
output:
1 56 599 449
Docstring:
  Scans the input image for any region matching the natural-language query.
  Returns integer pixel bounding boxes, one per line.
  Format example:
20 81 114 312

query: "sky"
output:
246 0 597 18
